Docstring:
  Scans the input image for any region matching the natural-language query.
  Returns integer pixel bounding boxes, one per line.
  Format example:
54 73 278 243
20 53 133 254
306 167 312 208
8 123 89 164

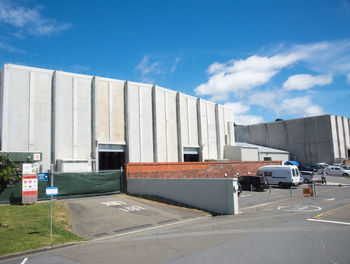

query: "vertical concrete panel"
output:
140 85 153 162
267 122 287 150
55 73 73 160
96 78 125 144
179 94 198 148
127 82 153 162
167 91 178 161
330 115 339 159
6 67 30 151
126 82 140 162
224 107 234 145
74 77 91 161
336 116 346 158
344 117 350 151
96 80 110 142
199 100 218 160
29 70 52 171
154 87 178 162
285 119 307 163
249 124 267 146
110 81 124 143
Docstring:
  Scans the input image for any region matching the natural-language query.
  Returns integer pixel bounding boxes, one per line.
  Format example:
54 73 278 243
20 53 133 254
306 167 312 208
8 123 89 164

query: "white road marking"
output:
323 198 336 201
308 218 350 226
20 258 28 264
119 206 146 212
240 201 276 211
239 194 252 198
101 201 126 206
92 216 208 242
278 205 322 212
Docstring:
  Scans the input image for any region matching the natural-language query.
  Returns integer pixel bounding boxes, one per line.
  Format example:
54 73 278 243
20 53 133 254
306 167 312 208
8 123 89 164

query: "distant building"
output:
0 64 235 172
234 115 350 165
224 142 289 164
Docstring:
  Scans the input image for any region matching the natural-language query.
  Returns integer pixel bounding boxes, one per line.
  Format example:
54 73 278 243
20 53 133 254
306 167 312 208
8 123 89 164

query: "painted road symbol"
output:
101 201 126 206
119 206 145 212
278 205 322 212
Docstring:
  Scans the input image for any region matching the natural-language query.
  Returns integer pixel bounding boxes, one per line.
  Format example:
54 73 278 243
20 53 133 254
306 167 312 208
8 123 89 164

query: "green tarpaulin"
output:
0 171 121 204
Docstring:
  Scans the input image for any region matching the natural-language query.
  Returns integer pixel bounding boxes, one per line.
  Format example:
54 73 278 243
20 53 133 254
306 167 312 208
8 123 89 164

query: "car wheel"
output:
279 182 283 188
343 173 349 177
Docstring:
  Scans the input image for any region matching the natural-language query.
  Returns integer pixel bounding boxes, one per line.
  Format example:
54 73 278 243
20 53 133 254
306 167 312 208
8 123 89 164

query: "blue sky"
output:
0 0 349 125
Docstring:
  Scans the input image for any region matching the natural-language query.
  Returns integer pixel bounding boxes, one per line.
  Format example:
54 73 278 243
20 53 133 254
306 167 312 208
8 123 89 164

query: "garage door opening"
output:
183 147 200 162
99 152 125 171
184 154 199 162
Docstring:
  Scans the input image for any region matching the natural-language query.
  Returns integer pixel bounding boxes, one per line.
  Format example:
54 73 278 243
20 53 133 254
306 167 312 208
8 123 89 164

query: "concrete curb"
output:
0 241 80 262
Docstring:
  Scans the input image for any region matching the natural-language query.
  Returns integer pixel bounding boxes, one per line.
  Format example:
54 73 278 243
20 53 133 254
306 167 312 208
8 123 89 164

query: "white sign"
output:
22 163 36 175
101 201 126 206
46 187 58 196
119 206 145 212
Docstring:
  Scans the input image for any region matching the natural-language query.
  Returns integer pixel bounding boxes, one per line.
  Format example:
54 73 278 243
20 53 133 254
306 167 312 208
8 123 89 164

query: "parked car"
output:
341 165 350 170
315 163 330 169
298 164 316 172
257 165 301 188
300 171 318 183
325 166 350 176
238 175 269 191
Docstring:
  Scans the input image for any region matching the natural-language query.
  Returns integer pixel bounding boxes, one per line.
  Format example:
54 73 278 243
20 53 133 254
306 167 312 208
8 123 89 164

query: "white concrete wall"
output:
344 117 350 157
126 82 154 162
95 77 125 144
241 148 259 161
224 146 242 161
259 153 289 163
54 71 92 170
217 105 234 160
153 86 178 162
198 99 218 160
1 64 52 171
128 178 238 215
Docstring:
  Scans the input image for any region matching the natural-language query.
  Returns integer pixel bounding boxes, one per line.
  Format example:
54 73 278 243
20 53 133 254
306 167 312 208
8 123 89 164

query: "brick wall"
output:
125 161 281 179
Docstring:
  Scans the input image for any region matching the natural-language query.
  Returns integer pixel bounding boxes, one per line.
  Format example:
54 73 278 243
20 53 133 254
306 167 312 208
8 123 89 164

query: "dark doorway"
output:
99 152 125 170
184 154 199 162
348 149 350 159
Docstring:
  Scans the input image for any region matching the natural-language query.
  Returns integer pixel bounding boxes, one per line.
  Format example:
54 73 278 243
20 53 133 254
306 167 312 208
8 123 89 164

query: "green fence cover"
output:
0 171 121 204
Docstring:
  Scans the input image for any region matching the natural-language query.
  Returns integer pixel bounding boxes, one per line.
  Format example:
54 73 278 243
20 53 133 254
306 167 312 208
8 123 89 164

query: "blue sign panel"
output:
46 187 58 196
37 173 49 181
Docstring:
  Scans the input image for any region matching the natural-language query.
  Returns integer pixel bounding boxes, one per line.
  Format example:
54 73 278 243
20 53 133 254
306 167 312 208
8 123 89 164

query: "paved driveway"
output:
64 194 208 239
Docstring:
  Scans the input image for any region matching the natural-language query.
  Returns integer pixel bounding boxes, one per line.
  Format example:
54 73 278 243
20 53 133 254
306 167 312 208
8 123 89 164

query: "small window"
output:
258 171 263 176
263 157 272 161
335 168 340 171
264 171 272 176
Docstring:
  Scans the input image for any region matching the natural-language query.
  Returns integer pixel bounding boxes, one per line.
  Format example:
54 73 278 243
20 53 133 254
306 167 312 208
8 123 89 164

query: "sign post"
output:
46 164 58 238
22 163 38 204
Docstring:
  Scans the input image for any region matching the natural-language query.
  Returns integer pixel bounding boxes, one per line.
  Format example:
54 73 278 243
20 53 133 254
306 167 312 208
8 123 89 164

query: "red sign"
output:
22 175 38 196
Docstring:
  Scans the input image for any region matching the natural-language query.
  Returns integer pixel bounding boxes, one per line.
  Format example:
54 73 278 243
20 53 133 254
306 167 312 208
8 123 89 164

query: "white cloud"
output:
347 73 350 84
224 102 264 125
224 102 250 115
283 74 333 91
170 57 181 72
195 51 306 99
278 96 324 117
248 91 279 108
136 55 162 76
233 115 264 125
0 0 71 36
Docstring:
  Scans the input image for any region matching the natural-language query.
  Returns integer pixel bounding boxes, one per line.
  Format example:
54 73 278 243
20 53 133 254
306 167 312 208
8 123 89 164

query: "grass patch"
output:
0 201 85 256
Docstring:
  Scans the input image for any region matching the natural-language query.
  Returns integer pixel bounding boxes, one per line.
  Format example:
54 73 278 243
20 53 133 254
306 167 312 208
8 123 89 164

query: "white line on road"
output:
240 201 276 211
308 218 350 226
323 198 336 201
20 258 28 264
92 216 208 242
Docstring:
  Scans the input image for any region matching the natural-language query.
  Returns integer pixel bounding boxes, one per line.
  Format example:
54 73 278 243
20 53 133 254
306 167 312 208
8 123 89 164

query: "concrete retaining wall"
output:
128 178 237 214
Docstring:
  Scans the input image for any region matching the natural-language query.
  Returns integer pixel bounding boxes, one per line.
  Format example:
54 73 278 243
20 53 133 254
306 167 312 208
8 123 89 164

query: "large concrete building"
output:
235 115 350 165
0 64 235 172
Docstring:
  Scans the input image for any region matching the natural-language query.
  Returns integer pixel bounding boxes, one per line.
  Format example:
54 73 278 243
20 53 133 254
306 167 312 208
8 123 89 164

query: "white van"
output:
257 165 301 187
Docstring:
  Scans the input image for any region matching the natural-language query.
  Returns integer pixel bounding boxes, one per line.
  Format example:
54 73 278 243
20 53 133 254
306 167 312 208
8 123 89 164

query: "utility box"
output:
22 163 38 204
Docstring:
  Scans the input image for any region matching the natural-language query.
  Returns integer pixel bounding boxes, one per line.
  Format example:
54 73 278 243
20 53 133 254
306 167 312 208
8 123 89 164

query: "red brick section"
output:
125 161 281 179
344 160 350 165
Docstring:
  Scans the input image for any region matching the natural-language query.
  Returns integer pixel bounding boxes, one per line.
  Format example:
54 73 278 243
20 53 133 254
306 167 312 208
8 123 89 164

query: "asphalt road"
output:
2 176 350 264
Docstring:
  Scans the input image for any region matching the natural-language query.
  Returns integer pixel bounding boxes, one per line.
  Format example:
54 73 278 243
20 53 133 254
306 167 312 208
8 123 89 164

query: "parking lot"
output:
64 194 209 239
